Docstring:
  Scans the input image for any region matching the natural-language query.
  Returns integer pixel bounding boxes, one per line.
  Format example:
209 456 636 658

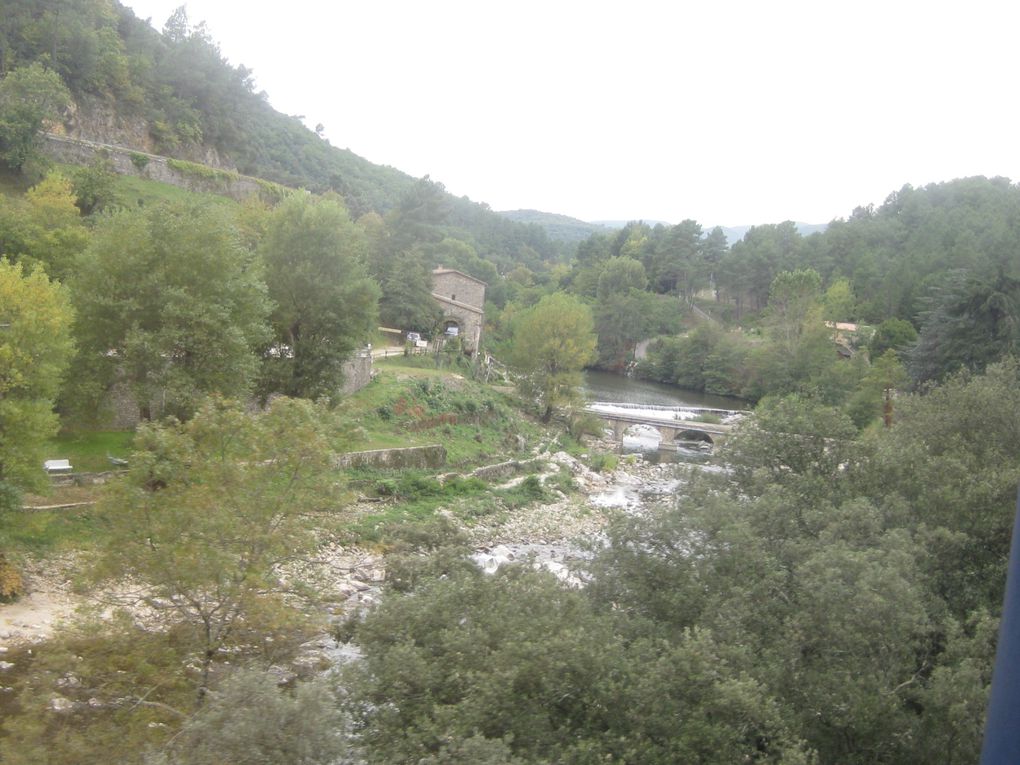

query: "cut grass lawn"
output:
47 430 134 473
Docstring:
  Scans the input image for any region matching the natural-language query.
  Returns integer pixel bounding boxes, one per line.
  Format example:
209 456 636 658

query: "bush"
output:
0 553 23 601
569 412 605 440
588 452 619 473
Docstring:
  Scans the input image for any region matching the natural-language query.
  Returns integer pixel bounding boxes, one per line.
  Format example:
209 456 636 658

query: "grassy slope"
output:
3 359 547 555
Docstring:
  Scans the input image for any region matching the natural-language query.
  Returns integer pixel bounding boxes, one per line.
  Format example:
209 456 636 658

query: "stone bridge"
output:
586 402 745 451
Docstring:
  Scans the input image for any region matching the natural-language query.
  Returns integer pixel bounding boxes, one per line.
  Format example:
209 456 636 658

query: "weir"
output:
585 402 746 451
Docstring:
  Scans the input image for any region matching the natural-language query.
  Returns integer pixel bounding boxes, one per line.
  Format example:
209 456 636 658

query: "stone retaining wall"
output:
39 134 278 202
333 445 447 470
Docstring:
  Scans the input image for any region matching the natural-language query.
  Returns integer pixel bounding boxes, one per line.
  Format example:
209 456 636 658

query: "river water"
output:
583 370 747 460
583 369 746 410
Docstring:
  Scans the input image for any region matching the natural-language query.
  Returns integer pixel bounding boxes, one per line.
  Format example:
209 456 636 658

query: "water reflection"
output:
583 369 746 410
583 370 745 462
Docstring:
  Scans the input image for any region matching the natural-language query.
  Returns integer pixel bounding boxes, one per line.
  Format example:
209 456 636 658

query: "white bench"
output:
43 459 73 474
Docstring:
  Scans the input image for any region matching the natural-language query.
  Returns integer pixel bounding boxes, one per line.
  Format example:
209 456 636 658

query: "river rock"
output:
48 695 75 712
56 673 82 688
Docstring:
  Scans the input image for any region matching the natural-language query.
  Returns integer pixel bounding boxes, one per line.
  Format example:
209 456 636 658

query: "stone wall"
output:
433 270 486 309
340 352 373 396
333 444 447 470
38 134 280 202
431 269 486 355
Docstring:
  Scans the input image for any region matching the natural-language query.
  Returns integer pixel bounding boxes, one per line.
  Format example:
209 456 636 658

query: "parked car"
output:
406 331 421 343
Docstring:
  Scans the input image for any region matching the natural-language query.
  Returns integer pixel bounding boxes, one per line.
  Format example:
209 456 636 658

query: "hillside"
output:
0 0 563 269
499 209 612 243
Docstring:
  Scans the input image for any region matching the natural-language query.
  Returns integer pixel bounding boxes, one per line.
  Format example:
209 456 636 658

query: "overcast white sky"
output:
122 0 1020 227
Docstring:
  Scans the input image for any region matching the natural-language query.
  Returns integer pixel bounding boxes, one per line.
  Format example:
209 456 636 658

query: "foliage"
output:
508 292 597 422
71 155 118 215
147 669 347 765
259 193 379 400
0 63 71 169
0 258 74 507
907 270 1020 386
635 323 752 397
0 171 90 281
68 202 270 421
0 550 23 600
344 565 811 764
91 397 339 697
868 317 918 359
0 620 196 765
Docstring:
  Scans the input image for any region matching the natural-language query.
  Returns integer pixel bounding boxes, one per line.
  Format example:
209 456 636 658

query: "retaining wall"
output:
333 445 447 470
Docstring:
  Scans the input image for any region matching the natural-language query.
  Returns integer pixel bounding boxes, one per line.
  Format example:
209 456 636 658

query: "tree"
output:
0 63 71 170
908 270 1020 386
868 317 917 359
19 171 89 280
0 258 73 511
260 193 379 401
508 293 596 422
822 277 856 322
345 565 810 764
148 669 346 765
93 397 339 699
69 203 271 421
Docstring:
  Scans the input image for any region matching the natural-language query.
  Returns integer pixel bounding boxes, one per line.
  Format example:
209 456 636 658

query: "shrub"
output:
0 553 23 601
588 452 619 473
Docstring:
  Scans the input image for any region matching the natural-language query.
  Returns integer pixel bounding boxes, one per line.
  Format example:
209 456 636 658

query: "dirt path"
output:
0 557 80 646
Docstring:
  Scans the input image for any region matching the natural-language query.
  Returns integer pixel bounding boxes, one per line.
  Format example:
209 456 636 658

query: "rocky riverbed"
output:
0 448 688 671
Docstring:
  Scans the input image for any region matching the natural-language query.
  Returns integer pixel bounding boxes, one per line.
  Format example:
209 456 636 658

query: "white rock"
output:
48 696 74 713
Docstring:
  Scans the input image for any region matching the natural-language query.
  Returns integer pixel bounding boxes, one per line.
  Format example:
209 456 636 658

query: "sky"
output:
122 0 1020 227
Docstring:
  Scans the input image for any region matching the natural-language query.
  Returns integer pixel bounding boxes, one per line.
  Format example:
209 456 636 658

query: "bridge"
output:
585 402 746 451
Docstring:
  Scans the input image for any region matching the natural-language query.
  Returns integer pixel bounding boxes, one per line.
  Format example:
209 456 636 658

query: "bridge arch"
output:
674 428 716 445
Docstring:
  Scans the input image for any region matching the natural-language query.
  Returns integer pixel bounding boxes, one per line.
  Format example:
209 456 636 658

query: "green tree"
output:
822 277 856 322
0 63 70 170
868 317 918 359
744 268 833 398
0 259 73 510
345 565 810 764
148 669 346 765
595 256 647 300
19 171 89 280
260 193 379 401
908 270 1020 386
69 203 270 421
508 292 596 422
93 397 338 698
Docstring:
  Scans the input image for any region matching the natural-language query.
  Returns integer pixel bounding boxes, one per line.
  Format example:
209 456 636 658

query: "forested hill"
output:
498 209 612 243
0 0 563 267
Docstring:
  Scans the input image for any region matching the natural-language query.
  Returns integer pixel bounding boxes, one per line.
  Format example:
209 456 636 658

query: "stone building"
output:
431 268 486 355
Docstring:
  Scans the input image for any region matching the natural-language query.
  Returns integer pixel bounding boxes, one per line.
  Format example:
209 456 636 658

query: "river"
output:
583 370 747 460
583 369 746 409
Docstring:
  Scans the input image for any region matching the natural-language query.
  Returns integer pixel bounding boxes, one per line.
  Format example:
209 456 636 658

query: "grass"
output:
47 430 134 473
346 471 492 541
338 359 537 466
0 504 109 554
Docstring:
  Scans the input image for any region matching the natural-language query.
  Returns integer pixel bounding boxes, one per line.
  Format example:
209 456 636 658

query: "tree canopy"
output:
69 202 270 421
0 258 73 509
508 292 597 422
